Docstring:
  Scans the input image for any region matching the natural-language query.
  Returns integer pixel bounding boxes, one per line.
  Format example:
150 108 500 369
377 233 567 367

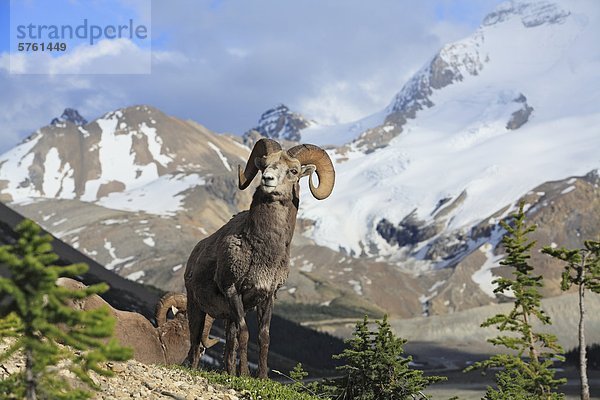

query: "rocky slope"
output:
0 344 243 400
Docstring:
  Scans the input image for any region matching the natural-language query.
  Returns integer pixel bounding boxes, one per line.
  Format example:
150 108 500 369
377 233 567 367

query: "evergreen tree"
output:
332 315 444 399
542 239 600 400
0 219 132 400
466 203 565 399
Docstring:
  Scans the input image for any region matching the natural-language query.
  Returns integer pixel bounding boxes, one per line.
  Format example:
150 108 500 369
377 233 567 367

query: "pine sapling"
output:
333 315 444 399
465 203 565 399
542 239 600 400
0 219 132 400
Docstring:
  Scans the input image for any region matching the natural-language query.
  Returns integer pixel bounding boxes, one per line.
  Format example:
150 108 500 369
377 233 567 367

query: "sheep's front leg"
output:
224 319 238 375
224 286 249 376
256 295 274 379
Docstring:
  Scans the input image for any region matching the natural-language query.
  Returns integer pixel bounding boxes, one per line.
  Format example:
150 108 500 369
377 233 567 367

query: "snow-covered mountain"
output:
0 106 254 291
298 0 600 261
0 105 250 214
0 0 599 321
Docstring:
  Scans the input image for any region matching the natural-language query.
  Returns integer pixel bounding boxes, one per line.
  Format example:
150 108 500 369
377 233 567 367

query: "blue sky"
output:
0 1 8 53
0 0 500 153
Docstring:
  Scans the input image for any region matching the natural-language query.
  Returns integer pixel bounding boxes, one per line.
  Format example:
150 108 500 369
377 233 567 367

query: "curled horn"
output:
202 314 219 349
238 138 282 190
287 144 335 200
155 293 187 326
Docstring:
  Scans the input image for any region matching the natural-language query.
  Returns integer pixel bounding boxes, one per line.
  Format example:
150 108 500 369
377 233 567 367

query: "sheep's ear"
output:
171 305 179 315
300 164 316 178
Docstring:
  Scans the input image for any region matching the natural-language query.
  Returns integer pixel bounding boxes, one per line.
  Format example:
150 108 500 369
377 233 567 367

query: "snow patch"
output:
42 148 75 199
207 142 232 172
97 173 205 215
104 240 135 270
82 115 160 201
101 219 128 225
299 260 314 272
348 279 363 296
126 270 145 281
472 243 503 298
561 185 575 194
140 122 172 167
0 134 42 201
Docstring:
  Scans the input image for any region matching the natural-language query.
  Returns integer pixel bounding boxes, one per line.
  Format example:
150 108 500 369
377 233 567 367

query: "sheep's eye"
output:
290 168 298 175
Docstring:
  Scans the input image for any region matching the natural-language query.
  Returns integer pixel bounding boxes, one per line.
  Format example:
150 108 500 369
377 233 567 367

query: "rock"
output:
245 104 312 143
51 108 88 126
0 342 244 400
108 362 127 373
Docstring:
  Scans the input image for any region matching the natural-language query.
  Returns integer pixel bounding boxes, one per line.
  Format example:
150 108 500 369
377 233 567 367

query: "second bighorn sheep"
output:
184 138 335 378
57 277 190 365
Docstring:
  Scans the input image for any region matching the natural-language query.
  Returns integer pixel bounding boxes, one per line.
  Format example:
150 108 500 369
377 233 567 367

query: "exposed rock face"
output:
51 108 88 126
483 0 571 28
245 104 312 143
506 93 534 130
426 171 600 315
376 211 442 248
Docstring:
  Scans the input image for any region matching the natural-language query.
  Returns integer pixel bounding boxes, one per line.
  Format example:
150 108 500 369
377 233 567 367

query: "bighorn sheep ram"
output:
57 277 190 365
184 138 335 378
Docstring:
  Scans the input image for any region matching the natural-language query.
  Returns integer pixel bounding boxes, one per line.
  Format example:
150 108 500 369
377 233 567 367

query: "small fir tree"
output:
466 203 565 399
542 239 600 400
0 219 132 400
332 315 444 400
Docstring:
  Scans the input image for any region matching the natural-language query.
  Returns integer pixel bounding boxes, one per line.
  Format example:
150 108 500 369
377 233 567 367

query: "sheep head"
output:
238 138 335 200
155 292 187 326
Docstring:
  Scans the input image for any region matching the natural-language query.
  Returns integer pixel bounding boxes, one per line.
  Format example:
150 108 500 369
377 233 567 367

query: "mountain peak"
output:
246 104 313 143
483 0 571 28
51 108 88 127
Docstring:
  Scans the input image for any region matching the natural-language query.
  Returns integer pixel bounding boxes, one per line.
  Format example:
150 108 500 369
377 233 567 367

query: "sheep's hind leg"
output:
184 307 207 369
256 295 274 379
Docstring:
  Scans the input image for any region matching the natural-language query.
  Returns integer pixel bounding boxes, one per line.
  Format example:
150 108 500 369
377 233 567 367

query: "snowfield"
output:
299 0 600 257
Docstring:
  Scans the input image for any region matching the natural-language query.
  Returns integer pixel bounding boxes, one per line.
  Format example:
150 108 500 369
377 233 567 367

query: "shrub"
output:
0 219 131 399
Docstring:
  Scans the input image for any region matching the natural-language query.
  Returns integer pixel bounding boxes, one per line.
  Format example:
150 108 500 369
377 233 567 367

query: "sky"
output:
0 0 500 153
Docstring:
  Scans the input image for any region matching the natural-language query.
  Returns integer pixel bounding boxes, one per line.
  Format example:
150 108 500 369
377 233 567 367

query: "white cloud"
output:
226 47 250 59
0 0 500 153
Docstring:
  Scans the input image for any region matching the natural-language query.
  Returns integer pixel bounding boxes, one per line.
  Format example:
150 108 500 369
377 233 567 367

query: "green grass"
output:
171 366 326 400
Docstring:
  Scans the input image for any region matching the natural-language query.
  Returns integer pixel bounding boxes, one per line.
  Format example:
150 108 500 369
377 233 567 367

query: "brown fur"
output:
184 150 302 377
184 140 334 378
57 278 190 365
